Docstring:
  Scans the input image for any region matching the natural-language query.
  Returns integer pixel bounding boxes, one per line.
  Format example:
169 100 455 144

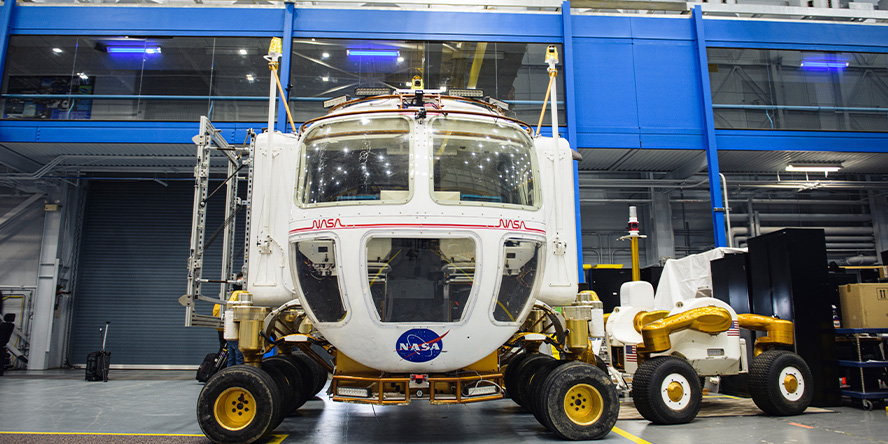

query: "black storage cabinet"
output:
747 228 841 407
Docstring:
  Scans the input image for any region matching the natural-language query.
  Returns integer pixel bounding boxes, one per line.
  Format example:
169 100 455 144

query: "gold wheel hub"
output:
667 381 684 403
214 387 256 431
783 374 799 394
564 383 604 426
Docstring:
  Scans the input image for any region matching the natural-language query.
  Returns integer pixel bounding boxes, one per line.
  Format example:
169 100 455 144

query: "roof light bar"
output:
449 88 484 98
323 95 349 108
354 87 392 97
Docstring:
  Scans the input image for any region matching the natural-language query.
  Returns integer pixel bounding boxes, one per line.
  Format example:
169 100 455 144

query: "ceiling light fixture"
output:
785 163 843 173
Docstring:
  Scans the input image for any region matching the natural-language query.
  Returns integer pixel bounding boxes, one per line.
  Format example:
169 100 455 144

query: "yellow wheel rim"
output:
667 381 684 403
784 374 799 394
214 387 256 431
564 383 604 426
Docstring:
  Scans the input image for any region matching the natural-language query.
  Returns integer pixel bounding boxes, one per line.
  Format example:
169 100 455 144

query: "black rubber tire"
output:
197 365 283 444
593 354 608 375
530 359 570 427
514 354 556 411
748 350 813 416
632 356 702 425
503 352 531 399
292 351 328 396
263 356 308 413
258 362 291 428
536 361 619 440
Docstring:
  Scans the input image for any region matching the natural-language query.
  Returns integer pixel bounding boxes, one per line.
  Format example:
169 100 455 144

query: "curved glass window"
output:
367 237 475 323
293 239 347 323
431 118 537 207
493 239 542 323
297 117 410 205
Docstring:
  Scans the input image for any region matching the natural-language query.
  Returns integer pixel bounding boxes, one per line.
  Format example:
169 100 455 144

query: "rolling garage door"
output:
70 180 245 366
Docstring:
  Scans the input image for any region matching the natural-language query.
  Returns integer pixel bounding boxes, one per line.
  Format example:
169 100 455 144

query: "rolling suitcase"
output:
86 322 111 382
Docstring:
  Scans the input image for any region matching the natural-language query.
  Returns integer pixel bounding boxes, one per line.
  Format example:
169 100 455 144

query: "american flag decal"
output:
626 345 637 362
727 320 739 337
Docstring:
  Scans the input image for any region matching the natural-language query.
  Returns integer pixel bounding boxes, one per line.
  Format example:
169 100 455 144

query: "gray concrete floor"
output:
1 369 887 443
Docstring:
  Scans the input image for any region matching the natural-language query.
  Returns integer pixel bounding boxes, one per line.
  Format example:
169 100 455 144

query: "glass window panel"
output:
708 48 888 132
297 117 411 205
293 239 347 323
431 117 537 207
493 239 542 323
290 39 564 125
2 35 270 121
367 237 475 323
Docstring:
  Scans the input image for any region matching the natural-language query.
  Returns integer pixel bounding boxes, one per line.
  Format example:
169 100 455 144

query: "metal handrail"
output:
714 104 888 113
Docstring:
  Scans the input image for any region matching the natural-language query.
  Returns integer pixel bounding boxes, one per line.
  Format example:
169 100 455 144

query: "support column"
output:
277 2 295 132
869 190 888 257
649 192 675 264
692 5 726 247
562 1 585 283
28 190 63 370
0 0 18 83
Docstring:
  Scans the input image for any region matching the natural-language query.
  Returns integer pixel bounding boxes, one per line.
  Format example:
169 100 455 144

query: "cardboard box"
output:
839 283 888 329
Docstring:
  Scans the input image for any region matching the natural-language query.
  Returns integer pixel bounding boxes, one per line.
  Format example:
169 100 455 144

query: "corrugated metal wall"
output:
70 180 244 366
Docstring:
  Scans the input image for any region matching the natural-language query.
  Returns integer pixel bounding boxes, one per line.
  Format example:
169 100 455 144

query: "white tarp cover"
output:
654 247 747 311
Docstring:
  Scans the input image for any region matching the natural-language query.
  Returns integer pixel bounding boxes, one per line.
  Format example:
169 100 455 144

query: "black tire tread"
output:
748 349 812 416
197 365 282 444
514 354 556 411
263 356 308 412
538 361 619 440
632 356 702 425
292 351 328 396
503 352 531 399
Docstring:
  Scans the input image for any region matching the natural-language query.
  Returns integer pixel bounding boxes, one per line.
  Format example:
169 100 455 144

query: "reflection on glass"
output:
708 48 888 132
493 239 541 323
298 117 411 205
293 239 347 323
290 39 564 125
2 36 270 121
431 118 536 207
367 237 475 323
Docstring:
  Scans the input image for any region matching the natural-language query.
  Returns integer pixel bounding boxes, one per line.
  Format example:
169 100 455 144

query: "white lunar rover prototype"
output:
603 214 813 424
182 41 619 443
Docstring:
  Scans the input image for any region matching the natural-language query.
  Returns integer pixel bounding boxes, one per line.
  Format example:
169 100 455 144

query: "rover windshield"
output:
297 117 411 205
431 118 537 208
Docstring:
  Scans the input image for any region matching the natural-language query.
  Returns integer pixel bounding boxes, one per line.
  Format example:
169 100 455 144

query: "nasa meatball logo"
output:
396 329 449 362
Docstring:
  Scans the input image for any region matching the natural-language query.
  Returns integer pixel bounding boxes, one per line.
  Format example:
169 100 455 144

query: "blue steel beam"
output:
562 1 584 283
693 5 726 247
277 3 295 133
0 0 16 86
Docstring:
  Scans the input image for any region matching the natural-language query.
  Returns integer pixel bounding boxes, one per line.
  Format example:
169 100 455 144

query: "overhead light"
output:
800 61 848 70
78 72 89 80
106 46 162 55
52 48 63 54
246 74 255 82
347 49 400 57
238 49 248 55
321 52 330 59
785 163 842 173
397 56 404 63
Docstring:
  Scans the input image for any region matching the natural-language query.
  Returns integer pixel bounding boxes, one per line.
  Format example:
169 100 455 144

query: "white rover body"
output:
185 51 620 442
605 281 813 424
